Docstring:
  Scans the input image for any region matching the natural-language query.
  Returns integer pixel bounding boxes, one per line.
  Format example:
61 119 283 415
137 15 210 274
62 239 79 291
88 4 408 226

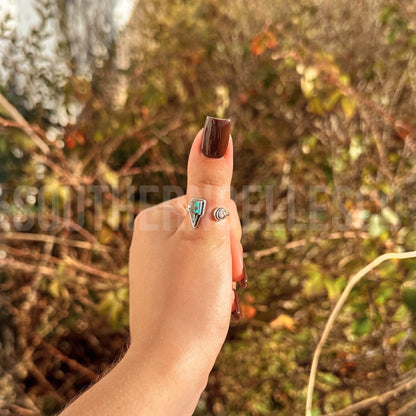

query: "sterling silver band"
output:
186 199 230 228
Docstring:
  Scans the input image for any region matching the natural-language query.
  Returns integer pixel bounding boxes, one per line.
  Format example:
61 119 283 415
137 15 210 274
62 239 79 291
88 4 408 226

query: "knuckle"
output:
134 207 157 231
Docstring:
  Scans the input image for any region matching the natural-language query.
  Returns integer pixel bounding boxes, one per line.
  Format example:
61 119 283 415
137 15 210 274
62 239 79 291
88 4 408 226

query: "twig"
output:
0 231 108 252
32 153 94 188
358 105 393 180
0 254 126 282
305 250 416 416
0 93 50 154
33 335 98 380
391 396 416 416
250 231 368 259
7 405 42 416
65 257 127 281
0 368 42 414
0 257 56 276
27 361 66 404
118 137 158 175
0 116 23 129
22 241 54 317
323 375 416 416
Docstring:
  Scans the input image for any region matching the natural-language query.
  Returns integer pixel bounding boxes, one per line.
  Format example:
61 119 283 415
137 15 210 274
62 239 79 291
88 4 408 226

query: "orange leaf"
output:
264 30 277 48
74 130 85 146
250 30 277 56
394 120 413 140
64 133 76 150
241 303 257 319
140 105 149 119
239 92 249 104
270 314 295 331
251 33 266 56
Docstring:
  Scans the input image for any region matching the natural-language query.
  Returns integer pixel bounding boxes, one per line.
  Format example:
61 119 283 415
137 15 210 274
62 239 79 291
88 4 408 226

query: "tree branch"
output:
391 396 416 416
0 93 50 154
0 231 108 252
33 335 98 380
305 250 416 416
0 256 125 282
250 231 368 259
323 375 416 416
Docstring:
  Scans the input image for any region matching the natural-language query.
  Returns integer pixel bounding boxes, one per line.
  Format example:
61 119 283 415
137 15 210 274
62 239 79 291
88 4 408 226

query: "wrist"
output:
123 342 209 415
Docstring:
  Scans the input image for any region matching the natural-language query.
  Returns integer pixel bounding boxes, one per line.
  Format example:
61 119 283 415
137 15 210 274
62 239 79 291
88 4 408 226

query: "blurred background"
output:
1 0 416 414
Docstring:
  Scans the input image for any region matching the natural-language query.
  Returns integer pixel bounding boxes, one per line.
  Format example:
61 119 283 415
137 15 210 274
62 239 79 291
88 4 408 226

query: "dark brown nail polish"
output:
201 116 231 158
239 264 248 289
232 289 242 323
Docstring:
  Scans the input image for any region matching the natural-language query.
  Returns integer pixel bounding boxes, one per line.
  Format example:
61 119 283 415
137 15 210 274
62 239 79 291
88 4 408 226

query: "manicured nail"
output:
239 264 248 289
232 289 242 322
201 116 231 158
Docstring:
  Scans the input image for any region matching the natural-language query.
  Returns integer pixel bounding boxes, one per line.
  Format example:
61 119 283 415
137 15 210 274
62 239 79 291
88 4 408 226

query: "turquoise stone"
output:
188 198 206 228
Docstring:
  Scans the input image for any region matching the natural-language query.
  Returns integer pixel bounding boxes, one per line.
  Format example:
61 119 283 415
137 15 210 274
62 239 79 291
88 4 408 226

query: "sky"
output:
0 0 138 125
0 0 137 32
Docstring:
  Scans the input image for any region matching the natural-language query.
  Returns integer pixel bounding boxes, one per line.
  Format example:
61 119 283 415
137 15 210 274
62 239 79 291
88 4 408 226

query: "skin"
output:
59 127 244 416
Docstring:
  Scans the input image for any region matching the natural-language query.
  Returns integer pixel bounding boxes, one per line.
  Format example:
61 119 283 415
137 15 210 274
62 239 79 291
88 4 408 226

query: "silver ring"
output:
213 207 230 221
187 198 206 228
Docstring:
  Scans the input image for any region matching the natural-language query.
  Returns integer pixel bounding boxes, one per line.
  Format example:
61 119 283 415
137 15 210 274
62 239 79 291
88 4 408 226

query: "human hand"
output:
129 116 246 374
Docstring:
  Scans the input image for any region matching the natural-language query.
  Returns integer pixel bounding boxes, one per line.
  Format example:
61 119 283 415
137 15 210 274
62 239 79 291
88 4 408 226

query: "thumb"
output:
184 116 233 234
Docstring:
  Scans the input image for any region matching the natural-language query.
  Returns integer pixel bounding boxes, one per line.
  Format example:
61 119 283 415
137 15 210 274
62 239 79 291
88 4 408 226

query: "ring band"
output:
187 199 230 228
213 207 230 221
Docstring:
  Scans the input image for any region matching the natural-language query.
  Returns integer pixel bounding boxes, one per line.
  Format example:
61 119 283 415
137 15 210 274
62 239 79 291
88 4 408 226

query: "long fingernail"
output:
239 264 248 289
232 289 242 322
201 116 231 158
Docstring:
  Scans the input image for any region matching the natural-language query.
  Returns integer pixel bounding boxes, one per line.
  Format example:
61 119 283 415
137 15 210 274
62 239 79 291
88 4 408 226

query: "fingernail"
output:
201 116 231 158
232 289 242 322
239 264 248 289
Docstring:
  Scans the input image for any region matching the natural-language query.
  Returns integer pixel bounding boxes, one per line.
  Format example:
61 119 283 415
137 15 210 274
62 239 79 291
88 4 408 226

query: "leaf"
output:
341 96 357 119
106 208 120 229
352 316 371 337
339 74 351 86
303 266 326 297
100 163 119 188
301 78 315 98
48 279 60 298
304 66 319 81
307 97 324 115
393 304 410 322
323 276 347 301
98 225 114 244
368 214 386 238
251 34 266 56
64 133 76 149
349 135 363 161
324 89 342 111
241 303 257 319
381 207 399 226
251 30 277 56
375 284 393 305
403 281 416 312
270 314 295 331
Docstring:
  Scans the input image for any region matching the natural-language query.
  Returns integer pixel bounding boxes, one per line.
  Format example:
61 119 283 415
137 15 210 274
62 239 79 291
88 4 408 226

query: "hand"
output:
59 117 246 416
129 118 245 371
